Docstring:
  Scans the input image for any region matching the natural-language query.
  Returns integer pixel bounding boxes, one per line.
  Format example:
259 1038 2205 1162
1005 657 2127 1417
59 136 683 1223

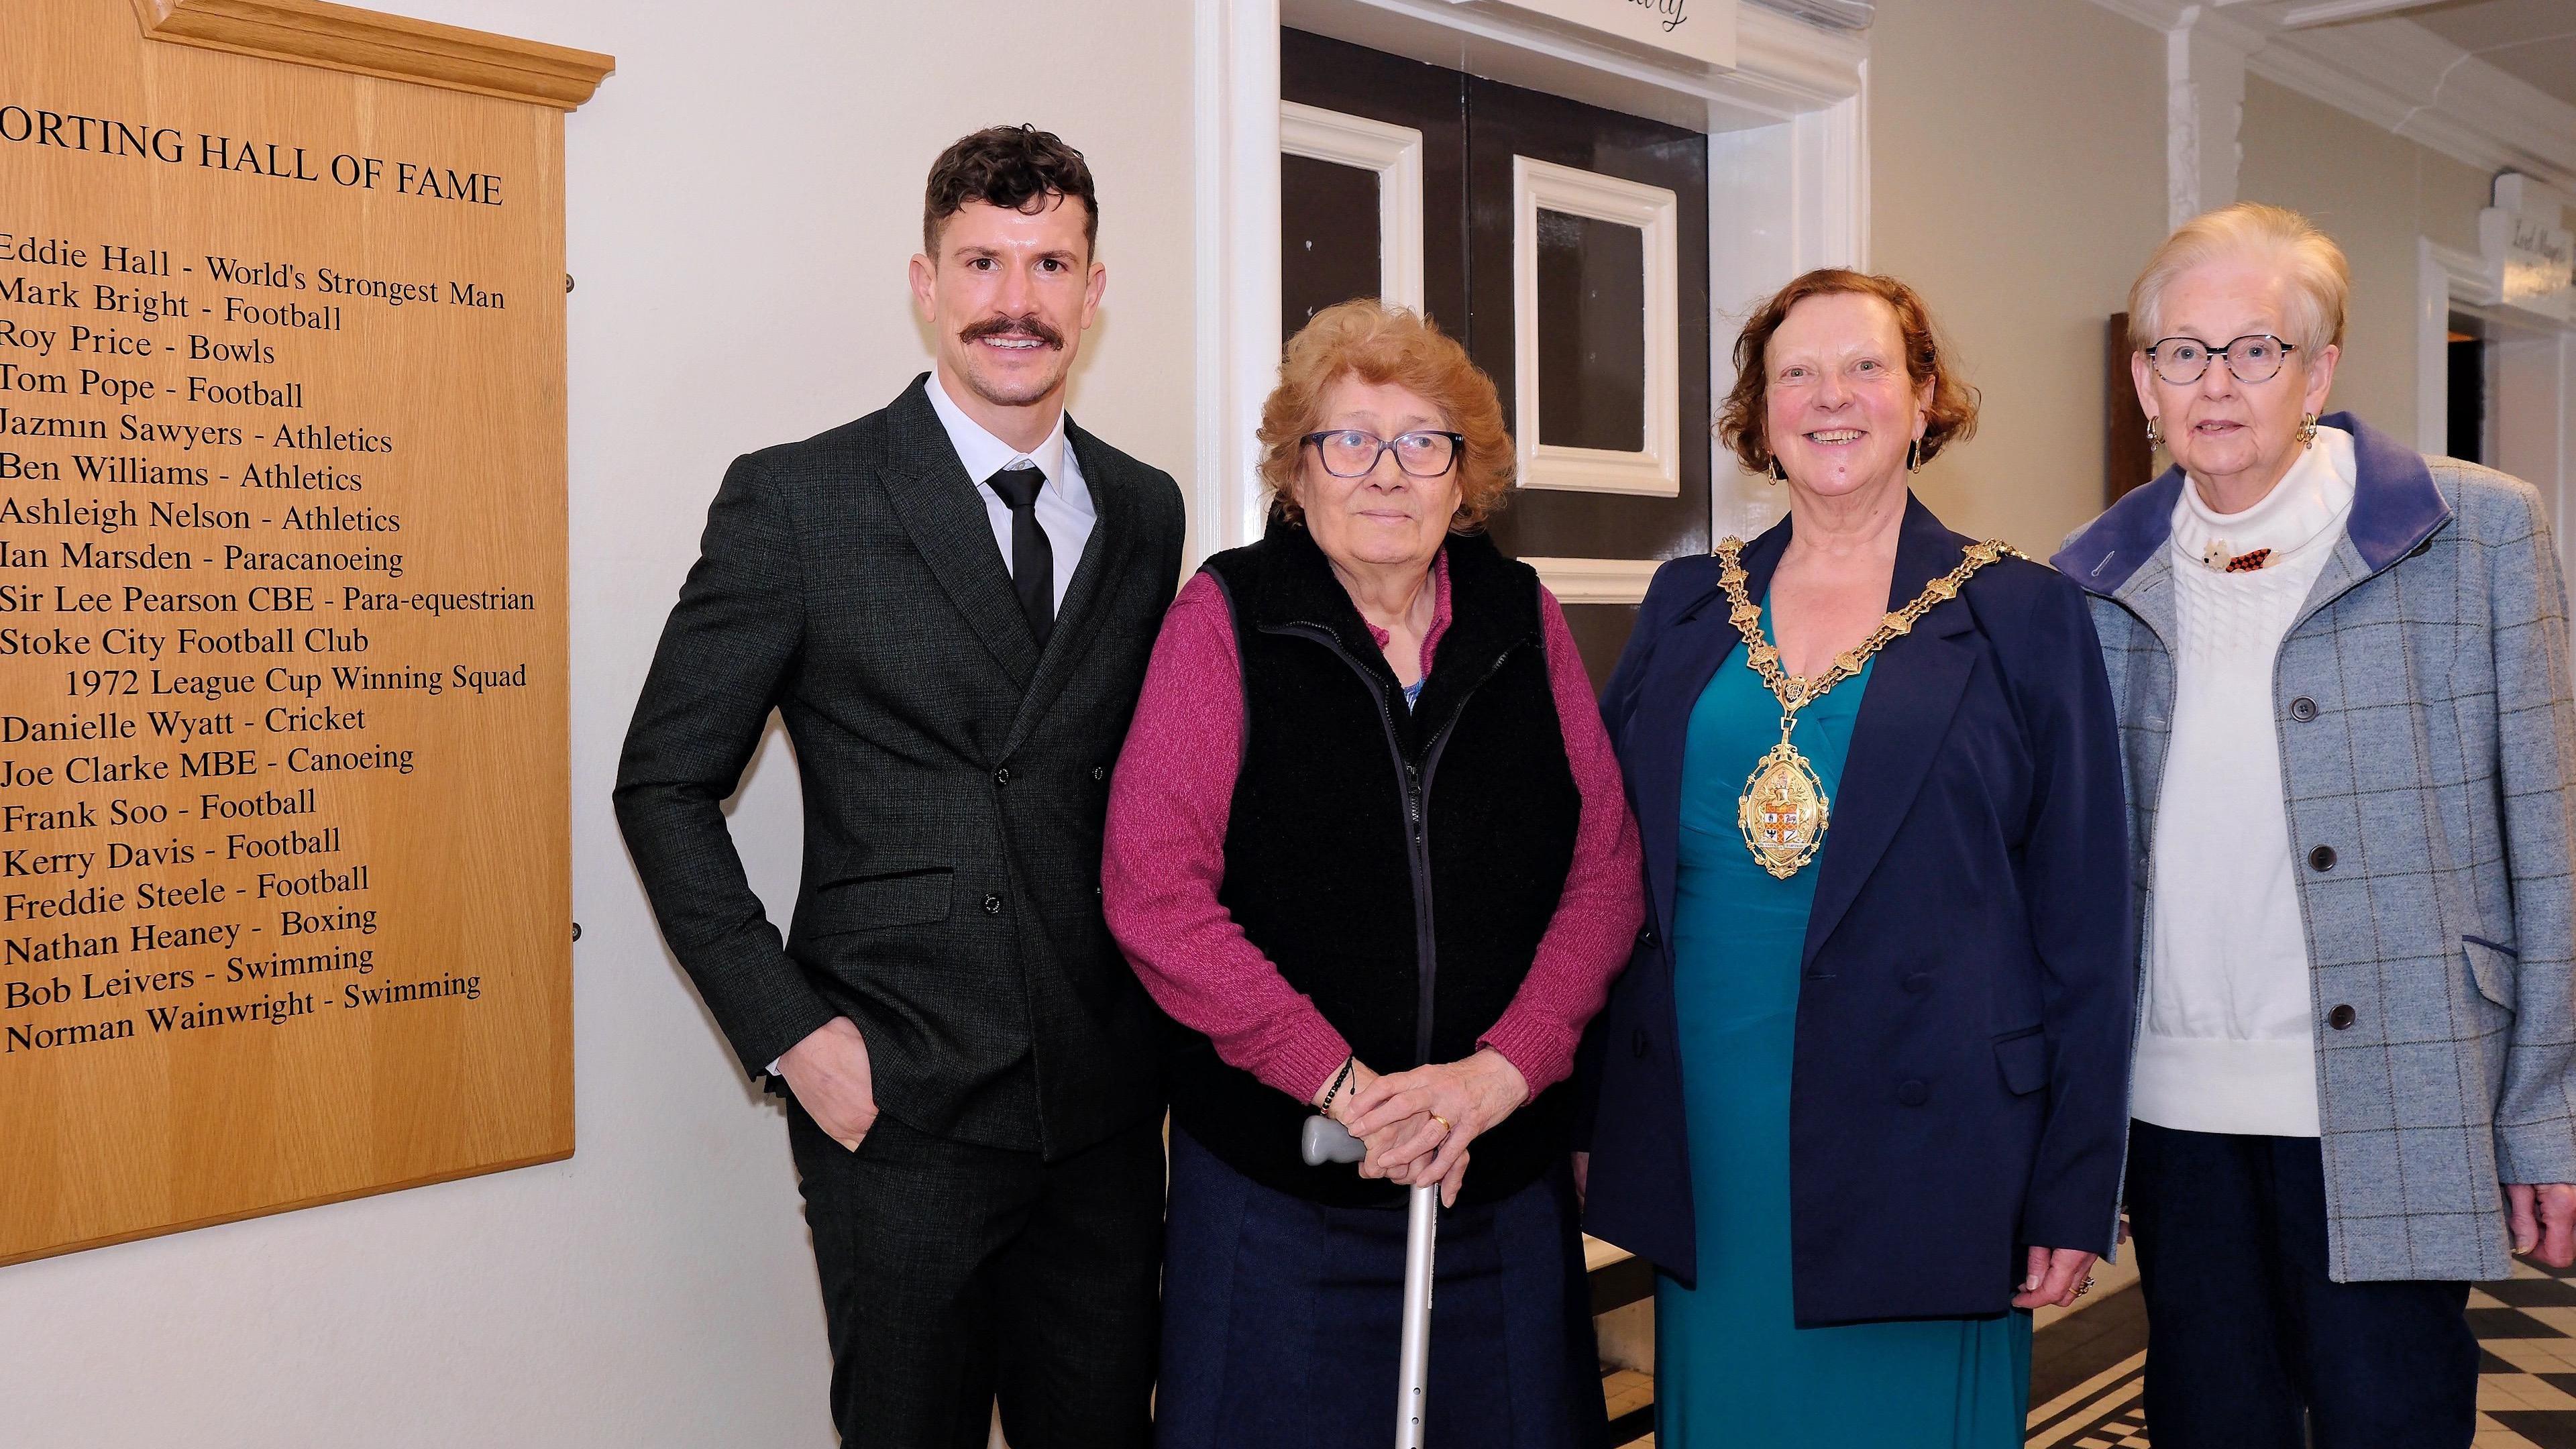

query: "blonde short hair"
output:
1255 300 1515 531
2128 203 2351 356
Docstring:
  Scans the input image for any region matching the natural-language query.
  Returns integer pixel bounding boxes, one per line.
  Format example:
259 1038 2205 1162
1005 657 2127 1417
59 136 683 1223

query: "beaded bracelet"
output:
1318 1055 1356 1117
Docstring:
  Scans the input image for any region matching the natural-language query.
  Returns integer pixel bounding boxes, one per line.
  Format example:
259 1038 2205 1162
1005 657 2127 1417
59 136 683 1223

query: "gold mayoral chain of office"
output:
1715 535 2025 880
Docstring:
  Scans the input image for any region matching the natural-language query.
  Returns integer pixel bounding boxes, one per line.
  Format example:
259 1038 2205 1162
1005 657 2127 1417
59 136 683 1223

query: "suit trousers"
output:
2126 1120 2479 1449
786 1100 1165 1449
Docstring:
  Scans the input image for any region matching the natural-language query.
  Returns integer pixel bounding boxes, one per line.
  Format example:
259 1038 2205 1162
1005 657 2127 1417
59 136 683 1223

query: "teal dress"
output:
1654 600 2030 1447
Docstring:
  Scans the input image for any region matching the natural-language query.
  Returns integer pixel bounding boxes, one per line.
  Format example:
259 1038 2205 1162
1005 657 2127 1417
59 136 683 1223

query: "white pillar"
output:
2164 11 2254 229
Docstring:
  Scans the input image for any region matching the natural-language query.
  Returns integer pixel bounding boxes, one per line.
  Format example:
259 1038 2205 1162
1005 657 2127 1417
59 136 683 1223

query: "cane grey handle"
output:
1301 1114 1365 1166
1299 1114 1436 1447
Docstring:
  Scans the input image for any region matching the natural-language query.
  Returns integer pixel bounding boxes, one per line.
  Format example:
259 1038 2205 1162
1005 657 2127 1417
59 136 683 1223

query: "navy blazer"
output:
1578 494 2135 1325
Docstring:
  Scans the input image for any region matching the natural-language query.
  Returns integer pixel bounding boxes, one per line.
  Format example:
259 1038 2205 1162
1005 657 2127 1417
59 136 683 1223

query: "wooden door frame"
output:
1190 0 1872 573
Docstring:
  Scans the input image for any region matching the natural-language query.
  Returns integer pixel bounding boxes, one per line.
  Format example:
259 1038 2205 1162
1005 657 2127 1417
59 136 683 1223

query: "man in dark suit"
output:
615 125 1184 1448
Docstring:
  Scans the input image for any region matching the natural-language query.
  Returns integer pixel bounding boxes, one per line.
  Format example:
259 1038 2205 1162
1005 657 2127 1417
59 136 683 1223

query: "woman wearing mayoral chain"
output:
1577 269 2135 1446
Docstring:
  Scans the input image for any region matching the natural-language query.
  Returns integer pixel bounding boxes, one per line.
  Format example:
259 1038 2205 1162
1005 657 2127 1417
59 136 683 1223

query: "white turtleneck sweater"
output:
2131 425 2358 1139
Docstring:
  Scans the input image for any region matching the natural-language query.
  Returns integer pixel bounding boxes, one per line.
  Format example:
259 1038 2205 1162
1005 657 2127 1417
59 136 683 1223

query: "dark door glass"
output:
1282 154 1384 337
1534 209 1648 453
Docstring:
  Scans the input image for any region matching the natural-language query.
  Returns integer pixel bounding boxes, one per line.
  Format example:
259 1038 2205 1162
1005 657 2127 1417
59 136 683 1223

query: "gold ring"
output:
1431 1114 1452 1136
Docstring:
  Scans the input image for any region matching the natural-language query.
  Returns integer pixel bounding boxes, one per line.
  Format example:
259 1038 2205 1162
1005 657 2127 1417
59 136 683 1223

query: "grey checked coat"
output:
2053 413 2576 1283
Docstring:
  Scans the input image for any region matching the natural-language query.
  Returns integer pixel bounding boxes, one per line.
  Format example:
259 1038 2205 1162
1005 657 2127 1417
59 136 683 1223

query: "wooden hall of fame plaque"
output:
0 0 610 1266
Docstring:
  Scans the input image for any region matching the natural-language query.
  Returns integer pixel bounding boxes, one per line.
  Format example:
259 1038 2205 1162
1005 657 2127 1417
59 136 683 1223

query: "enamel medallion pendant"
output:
1738 732 1829 880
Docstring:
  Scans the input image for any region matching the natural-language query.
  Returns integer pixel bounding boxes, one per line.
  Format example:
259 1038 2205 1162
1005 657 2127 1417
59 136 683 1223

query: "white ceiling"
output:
2404 0 2576 109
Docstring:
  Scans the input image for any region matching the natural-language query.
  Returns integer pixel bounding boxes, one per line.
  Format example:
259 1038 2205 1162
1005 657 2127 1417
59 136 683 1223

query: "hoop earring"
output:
1767 457 1786 485
2145 418 2162 451
2298 413 2319 448
1905 438 1923 473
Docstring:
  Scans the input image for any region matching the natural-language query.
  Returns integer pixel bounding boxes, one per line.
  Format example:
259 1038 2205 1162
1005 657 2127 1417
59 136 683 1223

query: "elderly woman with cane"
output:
1103 299 1642 1449
2056 202 2576 1449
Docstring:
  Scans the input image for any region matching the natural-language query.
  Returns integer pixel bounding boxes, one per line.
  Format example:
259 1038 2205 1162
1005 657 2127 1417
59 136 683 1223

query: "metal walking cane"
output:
1302 1114 1440 1449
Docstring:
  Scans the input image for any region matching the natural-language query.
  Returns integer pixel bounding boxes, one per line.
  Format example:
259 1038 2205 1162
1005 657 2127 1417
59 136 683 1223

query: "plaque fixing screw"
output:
572 922 583 942
564 272 576 294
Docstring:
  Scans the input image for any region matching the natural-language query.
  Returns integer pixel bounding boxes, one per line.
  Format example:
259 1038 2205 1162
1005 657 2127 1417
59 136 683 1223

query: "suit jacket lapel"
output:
1802 496 1980 968
1633 521 1791 944
1002 421 1130 757
875 378 1042 690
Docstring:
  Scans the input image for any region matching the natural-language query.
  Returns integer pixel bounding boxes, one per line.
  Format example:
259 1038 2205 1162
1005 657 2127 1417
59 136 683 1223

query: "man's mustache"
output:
960 314 1065 350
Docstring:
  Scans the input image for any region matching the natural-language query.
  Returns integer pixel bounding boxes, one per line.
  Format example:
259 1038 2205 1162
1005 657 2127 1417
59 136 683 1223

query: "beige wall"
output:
2237 74 2497 445
1868 0 2168 554
0 3 1195 1446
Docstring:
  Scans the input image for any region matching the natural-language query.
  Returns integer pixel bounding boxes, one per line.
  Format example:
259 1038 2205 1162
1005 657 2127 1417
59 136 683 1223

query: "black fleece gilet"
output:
1171 522 1581 1208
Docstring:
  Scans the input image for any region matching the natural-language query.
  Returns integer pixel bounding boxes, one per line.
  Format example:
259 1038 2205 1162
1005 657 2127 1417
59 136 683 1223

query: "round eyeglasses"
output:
1302 429 1464 479
2147 333 2299 387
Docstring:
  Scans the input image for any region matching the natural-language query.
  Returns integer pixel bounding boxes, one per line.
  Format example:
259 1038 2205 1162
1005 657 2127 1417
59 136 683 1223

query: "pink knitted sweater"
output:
1102 555 1645 1106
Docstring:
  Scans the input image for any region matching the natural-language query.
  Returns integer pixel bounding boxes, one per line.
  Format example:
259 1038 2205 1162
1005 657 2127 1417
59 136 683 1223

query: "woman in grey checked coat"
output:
2055 202 2576 1449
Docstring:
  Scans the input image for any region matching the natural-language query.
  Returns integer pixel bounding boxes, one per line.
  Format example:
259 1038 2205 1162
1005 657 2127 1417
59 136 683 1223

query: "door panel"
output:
1560 603 1642 692
1281 30 1709 681
1466 72 1711 576
1281 31 1466 331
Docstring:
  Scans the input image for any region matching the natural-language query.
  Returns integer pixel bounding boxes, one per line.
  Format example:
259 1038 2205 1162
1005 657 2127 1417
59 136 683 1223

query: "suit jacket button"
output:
1631 1028 1650 1059
994 767 1011 786
2290 696 2318 722
2308 845 2337 872
982 894 1002 916
1093 765 1107 782
2328 1004 2357 1030
1896 1079 1929 1107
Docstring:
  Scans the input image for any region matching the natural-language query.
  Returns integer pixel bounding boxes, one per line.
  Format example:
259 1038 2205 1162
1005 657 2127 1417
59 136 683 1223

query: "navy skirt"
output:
1157 1126 1608 1449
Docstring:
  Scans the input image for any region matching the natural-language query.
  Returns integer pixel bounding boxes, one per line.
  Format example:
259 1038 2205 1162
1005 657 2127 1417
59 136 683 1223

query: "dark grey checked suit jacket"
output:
2057 413 2576 1283
614 376 1185 1157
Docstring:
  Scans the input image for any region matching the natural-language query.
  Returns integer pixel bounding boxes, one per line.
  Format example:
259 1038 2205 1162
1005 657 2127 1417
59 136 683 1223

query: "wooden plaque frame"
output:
0 0 607 1265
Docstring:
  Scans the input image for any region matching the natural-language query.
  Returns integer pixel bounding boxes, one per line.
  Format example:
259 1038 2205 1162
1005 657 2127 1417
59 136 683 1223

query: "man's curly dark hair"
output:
922 124 1099 259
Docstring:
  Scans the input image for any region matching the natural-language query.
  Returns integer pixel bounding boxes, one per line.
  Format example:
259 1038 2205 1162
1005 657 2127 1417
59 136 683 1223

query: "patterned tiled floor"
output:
1593 1247 2576 1446
2027 1255 2576 1448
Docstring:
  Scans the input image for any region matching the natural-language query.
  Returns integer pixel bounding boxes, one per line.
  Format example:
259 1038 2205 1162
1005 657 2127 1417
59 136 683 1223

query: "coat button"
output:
1896 1079 1930 1107
2328 1004 2357 1030
994 767 1011 786
982 894 1002 915
2290 696 2318 722
1639 928 1659 950
1631 1028 1651 1059
1092 765 1107 782
2308 845 2337 872
1902 972 1934 994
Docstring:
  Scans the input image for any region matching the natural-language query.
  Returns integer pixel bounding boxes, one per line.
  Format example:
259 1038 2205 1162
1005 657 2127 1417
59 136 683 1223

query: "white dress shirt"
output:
2133 425 2357 1138
926 370 1095 612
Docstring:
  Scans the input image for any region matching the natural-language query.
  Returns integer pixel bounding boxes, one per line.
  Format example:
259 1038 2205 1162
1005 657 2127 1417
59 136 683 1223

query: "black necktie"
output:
984 465 1054 647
